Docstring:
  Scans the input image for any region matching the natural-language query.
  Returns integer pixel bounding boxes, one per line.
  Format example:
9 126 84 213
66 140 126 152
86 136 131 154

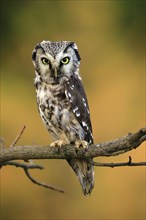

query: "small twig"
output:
91 156 146 168
24 168 64 193
1 161 65 193
0 161 44 169
10 125 26 148
128 156 132 163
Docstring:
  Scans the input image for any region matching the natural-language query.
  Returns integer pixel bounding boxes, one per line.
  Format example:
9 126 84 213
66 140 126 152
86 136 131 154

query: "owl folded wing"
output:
65 75 93 144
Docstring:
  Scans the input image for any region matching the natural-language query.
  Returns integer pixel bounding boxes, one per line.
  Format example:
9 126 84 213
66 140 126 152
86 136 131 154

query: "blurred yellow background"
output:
1 1 145 219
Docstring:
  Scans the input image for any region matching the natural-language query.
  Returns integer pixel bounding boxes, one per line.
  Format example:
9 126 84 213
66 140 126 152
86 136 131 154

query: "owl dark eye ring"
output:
41 57 50 65
61 57 70 65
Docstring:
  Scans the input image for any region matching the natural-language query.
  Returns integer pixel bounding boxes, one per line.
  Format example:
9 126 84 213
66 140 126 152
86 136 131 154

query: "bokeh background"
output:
1 0 145 219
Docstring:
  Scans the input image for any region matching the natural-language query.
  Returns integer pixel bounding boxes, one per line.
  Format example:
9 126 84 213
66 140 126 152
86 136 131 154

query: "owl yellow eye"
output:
41 57 50 65
61 57 70 65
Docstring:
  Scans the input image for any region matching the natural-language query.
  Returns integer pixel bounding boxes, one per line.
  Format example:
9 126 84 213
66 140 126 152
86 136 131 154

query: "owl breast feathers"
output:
32 41 94 195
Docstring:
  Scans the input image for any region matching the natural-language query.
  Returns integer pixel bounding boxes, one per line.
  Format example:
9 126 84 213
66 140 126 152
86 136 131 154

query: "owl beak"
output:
54 68 58 78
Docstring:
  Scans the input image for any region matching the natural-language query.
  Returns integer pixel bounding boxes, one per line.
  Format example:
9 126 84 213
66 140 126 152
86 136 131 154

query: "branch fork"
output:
0 126 146 193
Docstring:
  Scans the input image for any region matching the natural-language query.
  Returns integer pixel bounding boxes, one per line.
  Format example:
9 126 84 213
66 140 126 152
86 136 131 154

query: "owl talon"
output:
75 140 88 149
50 140 66 148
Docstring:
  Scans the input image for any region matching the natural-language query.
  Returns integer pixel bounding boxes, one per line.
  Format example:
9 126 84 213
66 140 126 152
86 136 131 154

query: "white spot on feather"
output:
73 109 76 113
68 92 72 98
39 90 45 99
82 121 87 127
82 121 89 131
76 112 80 117
70 84 75 90
73 107 78 114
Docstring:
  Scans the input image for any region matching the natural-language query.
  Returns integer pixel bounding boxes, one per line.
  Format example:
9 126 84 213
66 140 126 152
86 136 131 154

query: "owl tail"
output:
68 159 94 195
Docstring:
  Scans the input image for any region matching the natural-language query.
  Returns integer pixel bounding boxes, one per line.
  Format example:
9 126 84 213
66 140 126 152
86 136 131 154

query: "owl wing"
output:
65 75 93 144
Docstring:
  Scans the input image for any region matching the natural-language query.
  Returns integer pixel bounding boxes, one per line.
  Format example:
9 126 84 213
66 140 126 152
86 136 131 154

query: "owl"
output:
32 41 94 195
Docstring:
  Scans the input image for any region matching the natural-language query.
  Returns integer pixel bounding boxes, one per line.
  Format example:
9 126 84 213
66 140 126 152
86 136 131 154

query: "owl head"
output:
32 41 81 84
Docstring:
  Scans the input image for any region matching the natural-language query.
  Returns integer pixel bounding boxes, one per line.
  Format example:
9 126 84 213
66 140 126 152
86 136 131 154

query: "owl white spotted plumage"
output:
32 41 94 195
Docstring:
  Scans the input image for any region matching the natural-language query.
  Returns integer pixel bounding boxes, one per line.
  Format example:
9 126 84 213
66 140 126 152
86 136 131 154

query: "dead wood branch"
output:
0 127 145 163
0 127 145 193
91 156 146 167
1 161 64 193
10 125 26 148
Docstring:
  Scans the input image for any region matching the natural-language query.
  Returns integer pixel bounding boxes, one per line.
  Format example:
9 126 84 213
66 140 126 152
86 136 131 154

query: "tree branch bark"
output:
1 127 145 193
0 127 146 163
1 161 65 193
92 156 146 167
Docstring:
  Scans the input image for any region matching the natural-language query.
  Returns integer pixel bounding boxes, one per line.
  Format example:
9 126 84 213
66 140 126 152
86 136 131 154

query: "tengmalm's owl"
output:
32 41 94 195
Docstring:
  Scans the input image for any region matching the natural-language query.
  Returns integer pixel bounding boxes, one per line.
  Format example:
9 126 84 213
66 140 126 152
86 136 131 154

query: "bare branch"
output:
0 127 145 163
10 125 26 148
0 127 145 193
1 161 44 169
1 161 64 193
23 168 64 193
91 156 146 168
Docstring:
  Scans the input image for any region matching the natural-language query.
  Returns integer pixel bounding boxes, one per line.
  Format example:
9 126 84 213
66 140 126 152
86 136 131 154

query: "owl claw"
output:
75 140 88 149
50 140 66 148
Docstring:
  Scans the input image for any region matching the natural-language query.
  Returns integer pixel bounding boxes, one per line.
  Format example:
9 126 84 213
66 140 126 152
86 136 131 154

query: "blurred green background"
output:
1 0 145 219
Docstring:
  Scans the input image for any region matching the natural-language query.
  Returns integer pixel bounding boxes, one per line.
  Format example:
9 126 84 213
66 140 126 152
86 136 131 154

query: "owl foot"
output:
75 140 88 149
50 140 66 148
